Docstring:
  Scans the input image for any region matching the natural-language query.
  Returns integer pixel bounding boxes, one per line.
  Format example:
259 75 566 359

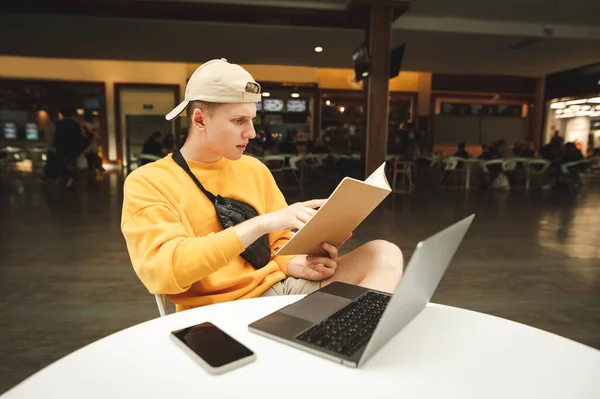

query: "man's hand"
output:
233 199 326 248
288 233 352 281
259 199 327 233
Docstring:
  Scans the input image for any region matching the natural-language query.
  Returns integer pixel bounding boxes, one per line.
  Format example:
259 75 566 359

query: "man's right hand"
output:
233 199 326 248
259 199 327 233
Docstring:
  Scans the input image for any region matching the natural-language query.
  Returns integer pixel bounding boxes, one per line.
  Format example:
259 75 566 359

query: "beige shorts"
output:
259 276 322 297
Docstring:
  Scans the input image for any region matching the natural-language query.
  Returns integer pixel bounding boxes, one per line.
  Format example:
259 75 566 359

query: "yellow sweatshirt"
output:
121 154 293 312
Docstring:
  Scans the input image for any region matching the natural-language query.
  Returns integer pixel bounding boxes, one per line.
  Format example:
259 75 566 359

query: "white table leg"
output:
465 165 471 189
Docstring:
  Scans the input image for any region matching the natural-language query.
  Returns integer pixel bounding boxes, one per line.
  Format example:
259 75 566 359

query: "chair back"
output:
442 157 460 171
561 159 592 174
528 159 550 174
480 159 503 173
302 155 321 168
393 159 412 172
502 159 517 171
262 155 286 172
288 155 304 170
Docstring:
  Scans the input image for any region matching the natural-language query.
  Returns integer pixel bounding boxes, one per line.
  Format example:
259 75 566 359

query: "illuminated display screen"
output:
263 99 284 112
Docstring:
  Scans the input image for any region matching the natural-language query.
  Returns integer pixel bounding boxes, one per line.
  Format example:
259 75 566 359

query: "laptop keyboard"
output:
296 291 391 357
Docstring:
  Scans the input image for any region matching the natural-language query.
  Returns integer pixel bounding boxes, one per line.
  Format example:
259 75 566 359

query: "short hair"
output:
60 108 75 118
186 101 221 128
151 132 162 140
83 110 95 123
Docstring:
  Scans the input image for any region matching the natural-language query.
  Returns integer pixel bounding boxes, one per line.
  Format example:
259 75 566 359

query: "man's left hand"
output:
287 233 352 281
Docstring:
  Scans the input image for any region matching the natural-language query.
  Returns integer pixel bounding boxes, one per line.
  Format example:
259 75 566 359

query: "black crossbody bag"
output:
172 150 271 269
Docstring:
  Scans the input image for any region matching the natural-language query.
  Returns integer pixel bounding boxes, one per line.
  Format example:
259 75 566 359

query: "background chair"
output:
285 155 304 189
300 154 325 181
559 159 593 189
526 159 550 189
584 156 600 176
155 294 169 317
262 155 286 185
391 159 414 193
480 159 505 189
441 156 466 188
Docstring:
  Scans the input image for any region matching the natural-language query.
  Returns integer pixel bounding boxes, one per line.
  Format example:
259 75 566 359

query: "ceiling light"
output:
92 111 99 116
556 109 600 118
314 46 323 53
262 92 270 97
291 93 300 98
339 106 346 113
325 100 331 106
361 71 369 77
76 108 85 115
550 102 565 109
565 99 587 105
587 97 600 103
555 110 563 114
582 105 592 111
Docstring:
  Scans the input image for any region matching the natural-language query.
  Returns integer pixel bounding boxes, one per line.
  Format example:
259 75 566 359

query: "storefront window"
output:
320 91 414 155
252 88 314 152
546 95 600 156
0 79 106 156
431 97 529 153
248 85 415 156
321 93 364 154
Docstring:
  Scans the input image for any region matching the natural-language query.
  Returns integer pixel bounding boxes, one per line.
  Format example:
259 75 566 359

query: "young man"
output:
121 59 403 312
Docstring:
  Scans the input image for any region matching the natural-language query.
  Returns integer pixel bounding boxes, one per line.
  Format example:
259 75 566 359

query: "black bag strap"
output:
172 150 217 203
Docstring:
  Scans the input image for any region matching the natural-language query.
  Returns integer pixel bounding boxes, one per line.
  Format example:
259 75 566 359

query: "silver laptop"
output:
248 215 474 367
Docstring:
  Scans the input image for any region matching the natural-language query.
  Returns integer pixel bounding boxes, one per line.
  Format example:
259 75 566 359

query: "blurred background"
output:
0 0 599 394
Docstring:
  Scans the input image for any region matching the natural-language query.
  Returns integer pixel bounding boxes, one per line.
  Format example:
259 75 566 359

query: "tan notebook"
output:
276 162 391 257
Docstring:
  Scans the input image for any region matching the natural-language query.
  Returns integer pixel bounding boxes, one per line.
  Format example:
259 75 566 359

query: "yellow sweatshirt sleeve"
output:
270 231 294 276
121 173 245 295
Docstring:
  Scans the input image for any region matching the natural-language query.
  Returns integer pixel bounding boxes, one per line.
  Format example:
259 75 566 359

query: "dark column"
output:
364 5 393 176
532 76 546 150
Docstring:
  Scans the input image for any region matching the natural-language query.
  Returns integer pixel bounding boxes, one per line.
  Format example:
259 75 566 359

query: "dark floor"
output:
1 168 600 394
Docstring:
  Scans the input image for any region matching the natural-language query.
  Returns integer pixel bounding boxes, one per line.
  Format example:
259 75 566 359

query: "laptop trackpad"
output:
280 292 352 324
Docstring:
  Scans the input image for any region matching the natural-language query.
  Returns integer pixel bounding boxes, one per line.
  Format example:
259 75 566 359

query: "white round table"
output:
3 296 600 399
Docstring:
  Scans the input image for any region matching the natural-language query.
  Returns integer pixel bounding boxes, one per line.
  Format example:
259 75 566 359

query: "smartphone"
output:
170 322 256 374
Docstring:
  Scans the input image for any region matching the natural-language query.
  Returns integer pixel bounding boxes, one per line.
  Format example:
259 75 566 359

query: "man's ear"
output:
192 108 207 131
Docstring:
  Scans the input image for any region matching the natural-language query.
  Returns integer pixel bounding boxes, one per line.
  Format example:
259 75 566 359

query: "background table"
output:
3 296 600 399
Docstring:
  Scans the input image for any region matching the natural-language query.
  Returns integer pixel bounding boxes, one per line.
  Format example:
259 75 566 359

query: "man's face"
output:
197 102 257 160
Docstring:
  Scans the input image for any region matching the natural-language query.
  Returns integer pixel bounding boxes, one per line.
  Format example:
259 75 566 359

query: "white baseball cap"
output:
165 58 261 121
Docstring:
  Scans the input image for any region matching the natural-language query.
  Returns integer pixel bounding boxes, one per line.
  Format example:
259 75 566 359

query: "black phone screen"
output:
172 322 254 368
